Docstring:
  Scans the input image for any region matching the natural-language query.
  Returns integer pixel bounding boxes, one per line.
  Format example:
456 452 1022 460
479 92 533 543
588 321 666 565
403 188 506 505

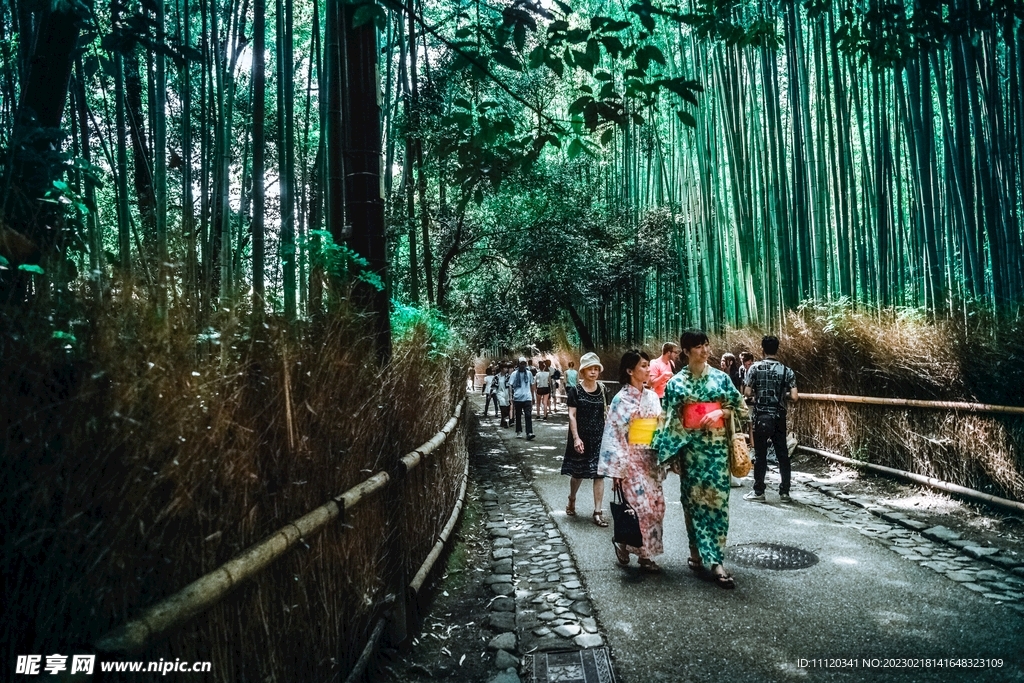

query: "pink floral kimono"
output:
598 385 665 560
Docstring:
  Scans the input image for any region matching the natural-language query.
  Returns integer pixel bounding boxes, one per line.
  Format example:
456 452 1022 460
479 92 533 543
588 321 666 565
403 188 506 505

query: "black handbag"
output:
610 481 643 548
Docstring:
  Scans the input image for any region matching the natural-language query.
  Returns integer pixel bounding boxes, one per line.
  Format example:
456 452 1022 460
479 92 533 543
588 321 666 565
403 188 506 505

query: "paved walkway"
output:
473 395 1024 683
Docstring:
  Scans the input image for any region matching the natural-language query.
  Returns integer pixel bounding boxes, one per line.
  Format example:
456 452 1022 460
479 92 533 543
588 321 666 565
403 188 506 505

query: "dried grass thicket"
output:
715 305 1024 502
1 298 468 680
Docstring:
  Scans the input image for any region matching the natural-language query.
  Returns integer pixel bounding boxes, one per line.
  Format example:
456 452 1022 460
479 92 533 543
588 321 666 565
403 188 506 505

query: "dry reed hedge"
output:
713 307 1024 501
1 298 469 681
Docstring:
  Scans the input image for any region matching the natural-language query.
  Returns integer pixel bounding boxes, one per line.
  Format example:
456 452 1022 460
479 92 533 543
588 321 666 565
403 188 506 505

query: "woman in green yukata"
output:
652 329 747 589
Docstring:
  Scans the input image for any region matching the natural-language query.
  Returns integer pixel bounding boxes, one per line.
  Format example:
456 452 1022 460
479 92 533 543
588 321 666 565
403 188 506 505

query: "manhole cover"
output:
726 543 819 570
523 647 616 683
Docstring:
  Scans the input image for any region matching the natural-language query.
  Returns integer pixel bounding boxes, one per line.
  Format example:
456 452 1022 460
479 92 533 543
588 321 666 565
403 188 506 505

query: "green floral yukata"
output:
652 366 747 567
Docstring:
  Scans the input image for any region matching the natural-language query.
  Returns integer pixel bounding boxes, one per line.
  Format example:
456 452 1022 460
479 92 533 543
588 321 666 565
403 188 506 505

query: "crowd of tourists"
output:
477 331 798 590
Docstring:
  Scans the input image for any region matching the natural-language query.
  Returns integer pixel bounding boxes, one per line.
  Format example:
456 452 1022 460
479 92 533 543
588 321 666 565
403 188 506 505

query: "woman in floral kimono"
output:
652 329 747 588
599 350 665 571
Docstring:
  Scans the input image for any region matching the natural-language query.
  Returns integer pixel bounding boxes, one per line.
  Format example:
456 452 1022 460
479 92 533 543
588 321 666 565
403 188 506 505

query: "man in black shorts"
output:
742 336 798 502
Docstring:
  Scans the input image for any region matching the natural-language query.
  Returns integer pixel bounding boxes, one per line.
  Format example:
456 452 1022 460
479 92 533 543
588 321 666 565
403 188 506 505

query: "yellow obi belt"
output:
627 417 658 445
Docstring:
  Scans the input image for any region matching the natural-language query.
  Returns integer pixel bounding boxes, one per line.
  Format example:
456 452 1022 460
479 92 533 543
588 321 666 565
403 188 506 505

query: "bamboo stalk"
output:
799 393 1024 416
796 445 1024 514
96 397 467 653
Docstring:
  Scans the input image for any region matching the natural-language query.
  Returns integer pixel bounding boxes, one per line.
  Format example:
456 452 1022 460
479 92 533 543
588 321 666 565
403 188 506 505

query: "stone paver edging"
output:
474 423 608 683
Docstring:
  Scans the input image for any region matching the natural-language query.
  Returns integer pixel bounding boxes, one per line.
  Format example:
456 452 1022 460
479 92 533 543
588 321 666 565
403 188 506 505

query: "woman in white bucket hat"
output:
561 352 610 526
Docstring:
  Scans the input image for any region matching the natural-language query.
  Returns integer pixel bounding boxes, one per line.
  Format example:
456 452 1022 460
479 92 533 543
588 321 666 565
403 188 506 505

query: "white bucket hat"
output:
578 352 603 373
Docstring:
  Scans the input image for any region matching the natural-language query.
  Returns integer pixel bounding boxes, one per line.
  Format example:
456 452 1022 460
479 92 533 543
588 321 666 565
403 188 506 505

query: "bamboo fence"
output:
96 396 469 660
793 393 1024 502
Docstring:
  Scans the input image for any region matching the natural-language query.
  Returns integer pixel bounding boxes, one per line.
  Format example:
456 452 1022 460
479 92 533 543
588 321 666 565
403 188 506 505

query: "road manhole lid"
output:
726 542 819 570
523 646 616 683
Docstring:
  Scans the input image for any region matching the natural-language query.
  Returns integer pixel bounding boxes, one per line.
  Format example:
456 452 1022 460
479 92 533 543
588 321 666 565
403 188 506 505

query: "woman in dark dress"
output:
562 352 609 526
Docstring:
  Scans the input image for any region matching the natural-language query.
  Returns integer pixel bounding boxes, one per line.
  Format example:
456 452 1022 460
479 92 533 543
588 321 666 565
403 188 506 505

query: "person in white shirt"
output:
535 360 552 419
509 357 536 440
495 364 512 427
483 368 500 417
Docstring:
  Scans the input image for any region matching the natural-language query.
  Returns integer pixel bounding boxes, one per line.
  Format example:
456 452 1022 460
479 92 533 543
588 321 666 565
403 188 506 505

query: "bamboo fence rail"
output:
796 445 1024 514
799 393 1024 416
96 396 468 654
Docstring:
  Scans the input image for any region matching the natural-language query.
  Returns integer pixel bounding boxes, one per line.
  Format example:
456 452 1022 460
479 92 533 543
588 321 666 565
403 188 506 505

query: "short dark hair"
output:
618 349 650 386
761 335 780 355
679 329 709 351
740 351 754 363
662 342 678 355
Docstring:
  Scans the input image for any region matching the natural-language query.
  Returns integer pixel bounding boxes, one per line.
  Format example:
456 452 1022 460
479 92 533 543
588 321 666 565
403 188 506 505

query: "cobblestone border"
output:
474 425 607 683
781 472 1024 614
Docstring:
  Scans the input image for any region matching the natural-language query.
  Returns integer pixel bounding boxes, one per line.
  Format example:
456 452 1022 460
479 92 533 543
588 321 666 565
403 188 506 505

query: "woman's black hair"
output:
618 349 650 386
679 329 709 351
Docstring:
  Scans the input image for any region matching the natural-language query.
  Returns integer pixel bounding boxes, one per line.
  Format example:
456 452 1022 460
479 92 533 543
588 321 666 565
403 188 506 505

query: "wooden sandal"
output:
712 571 736 589
687 557 705 574
639 558 662 573
614 542 630 566
592 511 609 527
566 497 576 516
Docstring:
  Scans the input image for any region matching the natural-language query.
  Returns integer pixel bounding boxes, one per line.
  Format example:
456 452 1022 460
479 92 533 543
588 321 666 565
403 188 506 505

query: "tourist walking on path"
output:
550 363 562 412
496 364 512 428
483 368 500 417
652 329 747 588
510 357 537 440
599 350 665 571
738 351 754 383
535 361 552 418
648 342 680 398
720 352 742 391
564 361 578 389
563 352 609 526
743 335 798 502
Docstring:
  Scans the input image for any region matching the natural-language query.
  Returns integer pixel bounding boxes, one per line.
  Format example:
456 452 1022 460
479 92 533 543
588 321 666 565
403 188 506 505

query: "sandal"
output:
712 571 736 589
687 557 705 574
639 558 661 573
614 542 630 566
566 497 576 516
592 511 609 527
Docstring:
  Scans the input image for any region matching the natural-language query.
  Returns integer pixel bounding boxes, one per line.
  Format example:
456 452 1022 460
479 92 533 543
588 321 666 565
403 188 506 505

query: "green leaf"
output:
567 138 585 159
600 36 624 57
18 264 45 275
600 128 614 145
528 46 546 69
0 255 9 268
352 3 385 29
491 47 522 71
677 110 697 127
52 330 78 344
568 95 594 114
513 23 527 51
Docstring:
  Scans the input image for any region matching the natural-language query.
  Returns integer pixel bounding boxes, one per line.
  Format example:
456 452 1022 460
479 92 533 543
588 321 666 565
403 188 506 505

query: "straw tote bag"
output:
727 412 752 478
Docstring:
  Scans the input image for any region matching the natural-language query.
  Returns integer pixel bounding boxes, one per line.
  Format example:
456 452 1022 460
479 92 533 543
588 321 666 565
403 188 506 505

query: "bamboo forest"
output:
3 0 1023 348
3 0 1024 680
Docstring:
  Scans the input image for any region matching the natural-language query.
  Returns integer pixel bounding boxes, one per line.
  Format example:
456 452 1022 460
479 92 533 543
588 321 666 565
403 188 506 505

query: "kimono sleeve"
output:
598 393 629 478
